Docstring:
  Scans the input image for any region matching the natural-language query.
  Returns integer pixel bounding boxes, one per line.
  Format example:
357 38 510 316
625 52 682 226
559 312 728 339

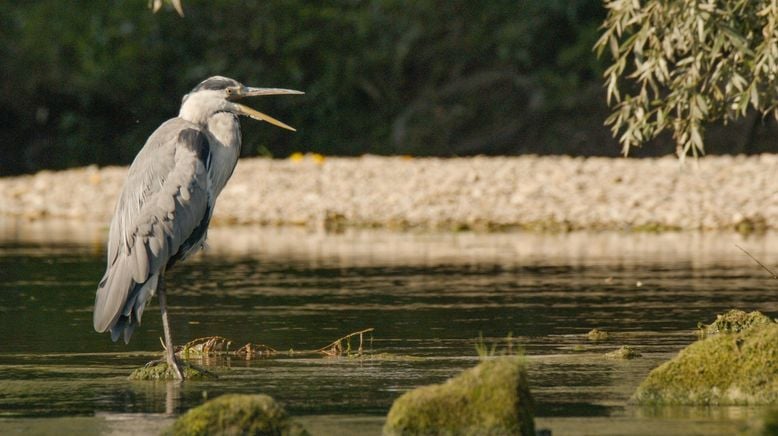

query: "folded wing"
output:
93 119 212 343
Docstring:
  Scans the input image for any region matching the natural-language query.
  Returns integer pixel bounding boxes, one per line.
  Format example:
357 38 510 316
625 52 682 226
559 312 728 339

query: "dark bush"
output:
0 1 615 175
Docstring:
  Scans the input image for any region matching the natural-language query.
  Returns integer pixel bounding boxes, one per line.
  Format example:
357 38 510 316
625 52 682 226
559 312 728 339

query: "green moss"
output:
128 362 217 381
699 309 775 338
354 352 426 362
587 328 609 341
384 357 535 436
633 323 778 405
605 345 642 359
167 394 308 436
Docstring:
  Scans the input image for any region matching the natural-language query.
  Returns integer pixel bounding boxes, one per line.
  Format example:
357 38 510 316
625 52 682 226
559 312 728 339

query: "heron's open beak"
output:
234 87 303 132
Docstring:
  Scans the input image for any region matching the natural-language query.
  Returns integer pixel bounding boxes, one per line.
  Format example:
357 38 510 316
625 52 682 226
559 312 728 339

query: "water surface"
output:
0 218 776 434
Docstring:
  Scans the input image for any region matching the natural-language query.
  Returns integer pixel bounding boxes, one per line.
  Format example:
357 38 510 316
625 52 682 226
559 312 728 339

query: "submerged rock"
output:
587 328 609 341
128 362 216 381
634 317 778 405
605 345 641 359
384 357 535 435
699 309 774 338
167 394 307 436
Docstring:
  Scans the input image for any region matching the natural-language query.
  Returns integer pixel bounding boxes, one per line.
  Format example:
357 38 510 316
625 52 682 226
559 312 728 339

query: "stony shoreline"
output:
1 155 777 232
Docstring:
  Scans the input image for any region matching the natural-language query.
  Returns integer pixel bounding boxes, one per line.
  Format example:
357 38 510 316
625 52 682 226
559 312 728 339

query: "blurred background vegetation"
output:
1 0 777 176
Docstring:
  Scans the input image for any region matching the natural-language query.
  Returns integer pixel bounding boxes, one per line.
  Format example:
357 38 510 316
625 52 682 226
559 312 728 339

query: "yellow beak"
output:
233 87 303 132
235 104 298 132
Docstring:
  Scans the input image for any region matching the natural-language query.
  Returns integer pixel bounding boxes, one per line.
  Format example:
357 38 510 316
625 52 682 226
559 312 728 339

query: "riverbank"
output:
1 155 777 232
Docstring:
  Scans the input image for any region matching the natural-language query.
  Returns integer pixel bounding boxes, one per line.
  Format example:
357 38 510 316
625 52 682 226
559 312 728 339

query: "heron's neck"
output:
205 113 241 198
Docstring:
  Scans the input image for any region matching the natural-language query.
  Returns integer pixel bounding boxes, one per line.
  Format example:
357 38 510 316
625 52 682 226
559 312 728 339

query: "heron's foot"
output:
144 358 166 368
139 354 183 379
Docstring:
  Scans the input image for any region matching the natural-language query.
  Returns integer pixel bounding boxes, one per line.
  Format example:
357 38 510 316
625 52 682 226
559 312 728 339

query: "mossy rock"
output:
633 323 778 405
167 394 308 436
587 328 609 341
128 362 217 380
384 357 535 435
699 309 774 338
605 345 641 359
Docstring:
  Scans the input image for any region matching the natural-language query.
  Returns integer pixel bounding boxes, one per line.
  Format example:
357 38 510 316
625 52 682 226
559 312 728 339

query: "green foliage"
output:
596 0 778 158
0 1 605 175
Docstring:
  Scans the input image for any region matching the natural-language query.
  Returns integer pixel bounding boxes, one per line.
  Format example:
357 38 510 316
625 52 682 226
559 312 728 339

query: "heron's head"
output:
179 76 303 130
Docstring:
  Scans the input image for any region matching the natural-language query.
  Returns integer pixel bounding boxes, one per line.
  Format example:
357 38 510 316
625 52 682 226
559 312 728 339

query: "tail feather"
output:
95 256 159 343
94 264 133 333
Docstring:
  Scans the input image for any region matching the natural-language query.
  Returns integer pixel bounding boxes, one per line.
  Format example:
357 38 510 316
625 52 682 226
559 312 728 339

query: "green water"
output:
0 219 776 434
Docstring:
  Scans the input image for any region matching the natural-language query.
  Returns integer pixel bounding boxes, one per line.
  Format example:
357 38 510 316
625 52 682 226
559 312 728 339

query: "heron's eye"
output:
226 88 233 95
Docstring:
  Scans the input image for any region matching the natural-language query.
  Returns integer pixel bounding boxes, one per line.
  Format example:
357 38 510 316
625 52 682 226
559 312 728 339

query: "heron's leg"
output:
158 274 184 380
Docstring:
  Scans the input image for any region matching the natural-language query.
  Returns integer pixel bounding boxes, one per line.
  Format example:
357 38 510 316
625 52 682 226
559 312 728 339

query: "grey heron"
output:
93 76 302 379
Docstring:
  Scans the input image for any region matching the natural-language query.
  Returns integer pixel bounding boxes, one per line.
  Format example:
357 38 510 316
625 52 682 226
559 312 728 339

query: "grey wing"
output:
93 121 212 343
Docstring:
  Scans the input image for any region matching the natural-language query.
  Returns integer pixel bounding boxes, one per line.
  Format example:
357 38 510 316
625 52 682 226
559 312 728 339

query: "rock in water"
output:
167 394 308 436
699 309 774 338
634 313 778 405
128 362 215 380
605 345 642 359
384 357 535 435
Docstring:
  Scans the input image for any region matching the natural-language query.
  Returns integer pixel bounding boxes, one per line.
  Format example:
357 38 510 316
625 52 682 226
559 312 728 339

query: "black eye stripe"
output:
192 77 240 92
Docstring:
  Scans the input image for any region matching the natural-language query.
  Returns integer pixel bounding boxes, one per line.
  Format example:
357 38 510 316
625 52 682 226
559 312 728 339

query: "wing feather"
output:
94 119 212 341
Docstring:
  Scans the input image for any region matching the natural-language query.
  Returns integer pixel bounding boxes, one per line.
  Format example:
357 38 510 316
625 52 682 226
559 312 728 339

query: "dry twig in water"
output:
316 328 375 357
173 328 375 360
736 244 778 279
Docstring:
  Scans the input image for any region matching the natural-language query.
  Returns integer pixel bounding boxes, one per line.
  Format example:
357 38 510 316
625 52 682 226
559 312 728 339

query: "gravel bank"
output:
1 155 777 232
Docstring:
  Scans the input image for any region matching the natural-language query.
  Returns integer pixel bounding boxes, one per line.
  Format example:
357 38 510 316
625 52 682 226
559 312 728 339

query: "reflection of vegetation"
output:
755 408 778 436
597 1 778 158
